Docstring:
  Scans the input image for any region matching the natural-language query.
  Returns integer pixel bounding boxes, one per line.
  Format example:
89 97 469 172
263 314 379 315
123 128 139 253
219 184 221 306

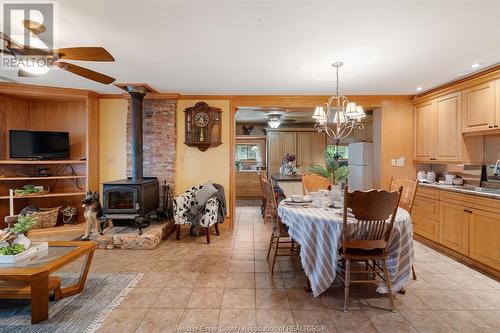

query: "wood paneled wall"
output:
379 99 417 188
0 96 29 159
28 102 87 159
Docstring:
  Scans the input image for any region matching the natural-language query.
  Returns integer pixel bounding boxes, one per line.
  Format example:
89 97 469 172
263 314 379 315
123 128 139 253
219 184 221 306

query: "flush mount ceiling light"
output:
416 86 424 92
471 63 482 69
268 114 282 128
312 62 365 144
17 57 50 75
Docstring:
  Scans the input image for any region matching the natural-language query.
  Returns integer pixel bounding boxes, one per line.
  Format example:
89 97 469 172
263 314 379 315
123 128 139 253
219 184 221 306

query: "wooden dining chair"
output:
302 173 331 194
262 177 299 275
340 185 402 312
259 171 285 224
389 177 418 281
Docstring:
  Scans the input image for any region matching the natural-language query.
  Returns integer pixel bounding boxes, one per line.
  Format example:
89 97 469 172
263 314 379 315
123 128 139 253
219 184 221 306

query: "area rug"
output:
0 272 144 333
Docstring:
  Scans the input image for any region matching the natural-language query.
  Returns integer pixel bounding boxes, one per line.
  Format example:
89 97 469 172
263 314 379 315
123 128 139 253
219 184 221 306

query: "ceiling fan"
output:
0 19 115 84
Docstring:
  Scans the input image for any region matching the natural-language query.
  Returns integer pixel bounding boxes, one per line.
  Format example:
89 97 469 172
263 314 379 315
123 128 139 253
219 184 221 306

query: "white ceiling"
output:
0 0 499 94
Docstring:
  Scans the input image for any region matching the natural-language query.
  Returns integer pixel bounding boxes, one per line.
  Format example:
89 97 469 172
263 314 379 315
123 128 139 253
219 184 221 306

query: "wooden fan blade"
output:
23 20 47 35
0 32 23 49
0 33 49 56
0 48 15 56
53 47 114 61
54 61 115 84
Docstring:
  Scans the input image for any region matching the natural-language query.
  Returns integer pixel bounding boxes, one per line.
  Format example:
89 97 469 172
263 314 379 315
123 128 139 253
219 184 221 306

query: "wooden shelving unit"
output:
0 175 86 181
0 160 86 165
0 192 86 200
0 84 100 229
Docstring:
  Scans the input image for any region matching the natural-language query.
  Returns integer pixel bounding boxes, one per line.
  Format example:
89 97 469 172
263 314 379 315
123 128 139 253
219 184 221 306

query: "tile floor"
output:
65 202 500 333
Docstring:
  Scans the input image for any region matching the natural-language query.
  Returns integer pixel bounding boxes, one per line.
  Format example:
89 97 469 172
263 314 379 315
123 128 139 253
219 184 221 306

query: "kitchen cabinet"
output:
413 214 439 242
462 81 497 133
268 132 296 176
268 130 325 176
439 201 469 256
235 171 262 198
297 132 326 169
414 92 483 163
412 188 440 242
412 186 500 275
469 208 500 269
414 101 434 160
435 93 461 161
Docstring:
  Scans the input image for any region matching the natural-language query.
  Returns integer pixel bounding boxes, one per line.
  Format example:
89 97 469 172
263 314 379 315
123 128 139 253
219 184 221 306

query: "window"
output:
326 145 348 160
236 144 261 161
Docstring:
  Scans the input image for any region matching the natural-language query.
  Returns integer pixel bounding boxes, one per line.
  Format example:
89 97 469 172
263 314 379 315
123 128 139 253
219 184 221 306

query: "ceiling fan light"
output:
268 115 281 128
18 60 50 75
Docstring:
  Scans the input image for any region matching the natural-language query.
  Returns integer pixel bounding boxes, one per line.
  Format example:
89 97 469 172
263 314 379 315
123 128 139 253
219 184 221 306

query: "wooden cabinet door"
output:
462 81 496 132
435 92 461 161
267 132 282 176
311 132 326 167
412 214 439 242
296 132 312 169
281 132 297 157
439 202 469 255
469 209 500 269
496 79 500 126
414 101 435 161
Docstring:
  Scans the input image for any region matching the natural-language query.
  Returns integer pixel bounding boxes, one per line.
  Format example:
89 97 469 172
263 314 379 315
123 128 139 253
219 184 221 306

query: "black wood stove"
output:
101 86 159 234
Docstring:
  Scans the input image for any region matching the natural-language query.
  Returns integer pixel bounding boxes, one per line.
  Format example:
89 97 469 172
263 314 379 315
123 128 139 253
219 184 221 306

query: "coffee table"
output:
0 241 96 324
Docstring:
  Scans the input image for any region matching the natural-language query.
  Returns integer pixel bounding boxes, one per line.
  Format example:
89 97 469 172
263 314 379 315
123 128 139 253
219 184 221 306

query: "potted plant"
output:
62 206 78 224
11 215 37 250
309 149 350 201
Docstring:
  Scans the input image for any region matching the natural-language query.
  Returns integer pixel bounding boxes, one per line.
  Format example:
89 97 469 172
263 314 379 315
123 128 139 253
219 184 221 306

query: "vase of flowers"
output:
309 149 350 202
280 154 297 176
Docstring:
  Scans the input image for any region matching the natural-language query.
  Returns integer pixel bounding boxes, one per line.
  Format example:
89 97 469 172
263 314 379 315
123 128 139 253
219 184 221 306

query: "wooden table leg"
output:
59 250 94 298
30 275 49 324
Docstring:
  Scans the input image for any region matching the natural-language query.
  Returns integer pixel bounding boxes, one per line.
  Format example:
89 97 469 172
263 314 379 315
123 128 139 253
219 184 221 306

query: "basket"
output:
30 206 62 229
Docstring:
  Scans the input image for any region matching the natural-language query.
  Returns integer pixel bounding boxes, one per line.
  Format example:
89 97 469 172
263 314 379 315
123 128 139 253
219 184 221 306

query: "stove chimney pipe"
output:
121 85 150 181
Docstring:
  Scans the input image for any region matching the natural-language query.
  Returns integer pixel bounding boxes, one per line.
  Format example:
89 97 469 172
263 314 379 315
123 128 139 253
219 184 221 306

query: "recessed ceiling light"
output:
471 63 482 69
416 87 424 92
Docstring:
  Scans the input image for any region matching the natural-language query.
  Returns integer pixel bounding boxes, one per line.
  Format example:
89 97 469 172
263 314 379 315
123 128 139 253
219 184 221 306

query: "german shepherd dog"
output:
81 191 103 240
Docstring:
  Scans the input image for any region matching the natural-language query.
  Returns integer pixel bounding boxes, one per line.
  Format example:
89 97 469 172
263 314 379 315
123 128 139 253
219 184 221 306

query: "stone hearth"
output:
95 221 174 250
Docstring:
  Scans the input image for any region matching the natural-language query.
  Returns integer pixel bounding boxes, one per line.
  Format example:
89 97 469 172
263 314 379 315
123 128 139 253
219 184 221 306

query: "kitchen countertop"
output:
271 174 303 182
419 183 500 200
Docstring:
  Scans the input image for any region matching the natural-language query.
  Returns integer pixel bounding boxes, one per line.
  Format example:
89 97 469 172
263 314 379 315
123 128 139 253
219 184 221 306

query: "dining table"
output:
277 199 414 297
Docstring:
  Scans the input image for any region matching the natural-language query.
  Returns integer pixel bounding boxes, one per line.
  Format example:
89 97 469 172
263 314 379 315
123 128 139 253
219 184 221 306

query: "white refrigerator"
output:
347 142 374 190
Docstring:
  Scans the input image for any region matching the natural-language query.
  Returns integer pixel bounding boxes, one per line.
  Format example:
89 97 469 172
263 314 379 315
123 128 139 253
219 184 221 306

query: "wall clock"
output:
184 102 222 151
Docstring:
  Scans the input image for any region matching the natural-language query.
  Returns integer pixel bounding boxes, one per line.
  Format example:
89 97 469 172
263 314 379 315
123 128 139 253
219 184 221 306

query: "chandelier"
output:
312 62 366 144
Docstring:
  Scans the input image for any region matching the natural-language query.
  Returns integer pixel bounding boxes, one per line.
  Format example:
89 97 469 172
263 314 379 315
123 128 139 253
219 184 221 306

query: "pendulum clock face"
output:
184 102 222 151
194 112 209 142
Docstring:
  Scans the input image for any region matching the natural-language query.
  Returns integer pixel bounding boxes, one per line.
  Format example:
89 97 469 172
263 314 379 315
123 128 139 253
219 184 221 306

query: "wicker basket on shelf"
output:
30 206 62 229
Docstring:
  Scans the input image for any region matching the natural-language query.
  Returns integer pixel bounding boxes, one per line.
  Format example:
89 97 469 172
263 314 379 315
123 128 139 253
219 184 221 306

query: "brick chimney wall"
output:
126 98 177 204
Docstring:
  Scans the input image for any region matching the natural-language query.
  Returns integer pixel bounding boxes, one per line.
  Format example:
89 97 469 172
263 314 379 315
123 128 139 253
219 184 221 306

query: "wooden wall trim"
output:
0 82 99 100
413 64 500 104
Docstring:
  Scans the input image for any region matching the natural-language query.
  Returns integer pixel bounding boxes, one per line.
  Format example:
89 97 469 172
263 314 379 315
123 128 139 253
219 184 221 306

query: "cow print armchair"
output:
173 183 225 244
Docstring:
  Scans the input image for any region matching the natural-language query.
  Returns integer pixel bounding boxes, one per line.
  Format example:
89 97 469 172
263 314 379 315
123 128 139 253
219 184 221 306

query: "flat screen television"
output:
9 130 70 160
